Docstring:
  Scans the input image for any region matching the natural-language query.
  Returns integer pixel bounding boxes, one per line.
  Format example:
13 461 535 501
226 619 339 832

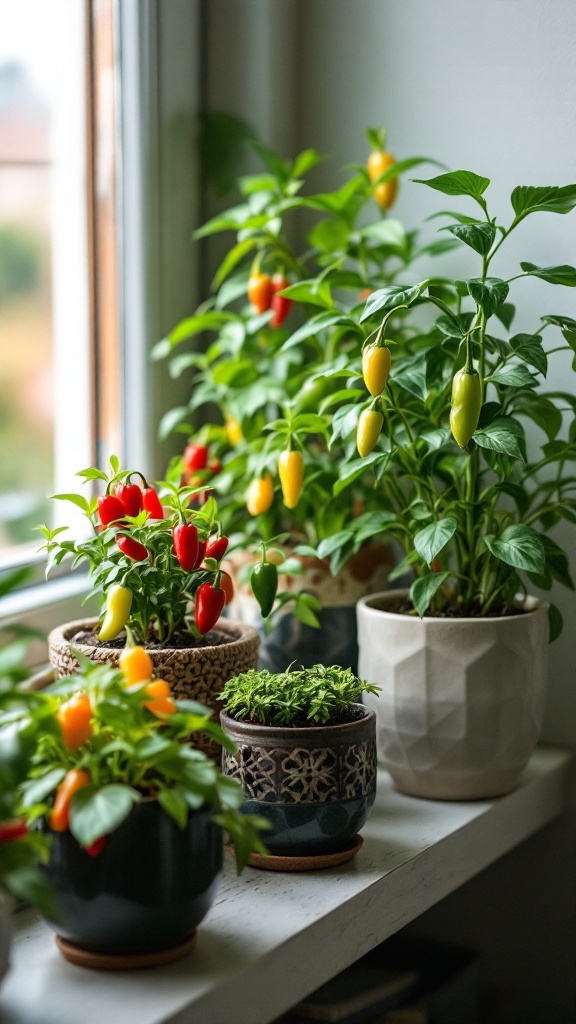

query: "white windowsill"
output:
2 745 571 1024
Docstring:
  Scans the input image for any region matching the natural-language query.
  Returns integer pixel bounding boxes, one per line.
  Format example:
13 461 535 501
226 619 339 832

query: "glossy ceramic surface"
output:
43 801 222 955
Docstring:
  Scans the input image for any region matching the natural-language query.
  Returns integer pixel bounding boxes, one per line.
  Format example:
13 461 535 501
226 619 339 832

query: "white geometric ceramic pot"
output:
357 590 549 800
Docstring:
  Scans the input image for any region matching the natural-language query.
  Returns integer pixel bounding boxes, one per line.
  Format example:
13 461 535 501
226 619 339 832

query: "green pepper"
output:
450 368 482 448
251 559 278 619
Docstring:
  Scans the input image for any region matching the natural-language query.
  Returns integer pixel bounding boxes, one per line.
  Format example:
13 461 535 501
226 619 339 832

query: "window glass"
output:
0 0 91 567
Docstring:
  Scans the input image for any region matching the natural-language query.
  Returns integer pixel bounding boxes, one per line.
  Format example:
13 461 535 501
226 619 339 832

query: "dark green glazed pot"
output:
220 706 377 856
42 800 222 955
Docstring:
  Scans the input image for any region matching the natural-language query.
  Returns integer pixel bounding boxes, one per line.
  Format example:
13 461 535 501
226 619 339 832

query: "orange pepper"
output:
57 693 93 750
220 570 234 606
143 680 177 718
119 645 154 685
49 769 91 832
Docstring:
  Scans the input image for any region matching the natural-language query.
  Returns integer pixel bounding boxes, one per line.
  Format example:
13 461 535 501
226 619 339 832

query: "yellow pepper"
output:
226 416 243 447
278 450 304 509
98 584 133 642
367 150 398 211
246 473 275 516
362 344 391 396
357 408 383 458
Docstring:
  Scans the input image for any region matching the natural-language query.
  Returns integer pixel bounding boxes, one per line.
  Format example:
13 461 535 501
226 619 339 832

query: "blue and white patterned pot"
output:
220 706 377 856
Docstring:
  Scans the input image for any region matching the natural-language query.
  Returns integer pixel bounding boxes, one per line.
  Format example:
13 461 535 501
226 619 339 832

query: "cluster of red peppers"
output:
181 442 222 504
96 469 234 640
247 263 293 328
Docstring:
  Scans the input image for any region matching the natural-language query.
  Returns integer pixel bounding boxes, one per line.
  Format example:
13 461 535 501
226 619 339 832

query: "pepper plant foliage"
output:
220 663 380 727
11 656 267 873
38 457 237 644
154 131 448 574
339 170 576 635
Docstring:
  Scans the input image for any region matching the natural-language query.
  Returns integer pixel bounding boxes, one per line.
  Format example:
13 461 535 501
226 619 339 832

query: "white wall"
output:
204 2 576 1019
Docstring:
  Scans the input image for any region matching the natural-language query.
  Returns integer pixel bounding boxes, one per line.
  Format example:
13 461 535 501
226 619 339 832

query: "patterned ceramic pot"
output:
48 618 259 759
357 590 549 800
42 801 222 956
220 706 377 856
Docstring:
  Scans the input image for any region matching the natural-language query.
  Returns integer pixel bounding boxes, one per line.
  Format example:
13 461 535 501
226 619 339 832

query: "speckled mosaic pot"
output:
220 706 377 856
357 590 549 800
48 618 259 759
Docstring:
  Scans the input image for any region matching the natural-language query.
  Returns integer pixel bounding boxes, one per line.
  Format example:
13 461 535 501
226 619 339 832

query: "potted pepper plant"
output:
219 663 380 870
8 650 266 967
40 456 274 756
154 128 449 671
326 167 576 799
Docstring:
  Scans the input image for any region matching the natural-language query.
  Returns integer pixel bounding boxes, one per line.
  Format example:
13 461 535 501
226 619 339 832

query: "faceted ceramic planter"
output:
48 618 259 759
357 590 549 801
226 544 393 674
220 706 377 863
42 800 222 965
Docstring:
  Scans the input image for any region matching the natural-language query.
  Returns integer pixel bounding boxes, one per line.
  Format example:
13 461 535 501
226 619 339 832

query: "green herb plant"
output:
154 130 448 584
220 663 380 727
11 655 267 872
332 170 576 635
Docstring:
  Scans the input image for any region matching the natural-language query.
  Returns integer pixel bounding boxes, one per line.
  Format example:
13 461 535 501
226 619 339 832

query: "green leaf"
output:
485 364 536 388
157 405 191 441
410 572 451 617
308 218 350 253
484 525 545 573
333 454 381 496
317 530 354 558
514 394 561 441
49 493 90 513
167 312 235 346
158 786 189 829
508 334 547 376
520 262 576 287
445 221 496 255
541 314 576 351
548 604 563 642
278 279 333 308
70 784 141 847
511 184 576 218
413 170 490 199
21 767 66 807
360 282 427 322
282 312 357 351
212 238 257 288
494 302 516 330
539 534 575 590
474 426 524 460
413 518 458 566
392 352 427 400
293 594 321 628
292 147 322 178
359 218 406 246
467 277 509 316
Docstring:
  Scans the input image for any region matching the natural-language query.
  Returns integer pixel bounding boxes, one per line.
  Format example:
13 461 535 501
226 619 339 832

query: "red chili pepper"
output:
193 539 207 569
173 523 199 570
208 458 222 475
85 836 106 857
195 581 225 634
220 570 234 606
205 535 229 562
0 819 28 844
97 494 125 527
183 444 208 474
116 482 143 517
270 273 292 328
142 486 164 520
116 534 149 561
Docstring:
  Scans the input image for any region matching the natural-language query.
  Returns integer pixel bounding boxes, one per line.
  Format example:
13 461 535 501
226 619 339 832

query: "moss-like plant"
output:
219 664 380 727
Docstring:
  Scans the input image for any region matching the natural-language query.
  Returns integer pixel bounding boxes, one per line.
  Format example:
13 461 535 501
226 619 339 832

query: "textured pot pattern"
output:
220 708 377 855
48 618 259 759
357 590 549 800
42 802 222 956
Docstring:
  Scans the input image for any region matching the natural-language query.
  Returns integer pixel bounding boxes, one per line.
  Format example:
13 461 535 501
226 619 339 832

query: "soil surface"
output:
374 597 527 619
69 628 233 651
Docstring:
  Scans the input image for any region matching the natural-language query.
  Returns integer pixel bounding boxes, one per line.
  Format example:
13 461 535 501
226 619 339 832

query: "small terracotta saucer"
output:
244 834 363 872
55 930 197 970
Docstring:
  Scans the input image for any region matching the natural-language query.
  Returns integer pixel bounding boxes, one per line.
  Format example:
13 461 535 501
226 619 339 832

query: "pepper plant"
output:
38 456 278 643
326 169 576 636
7 653 267 872
153 129 448 579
